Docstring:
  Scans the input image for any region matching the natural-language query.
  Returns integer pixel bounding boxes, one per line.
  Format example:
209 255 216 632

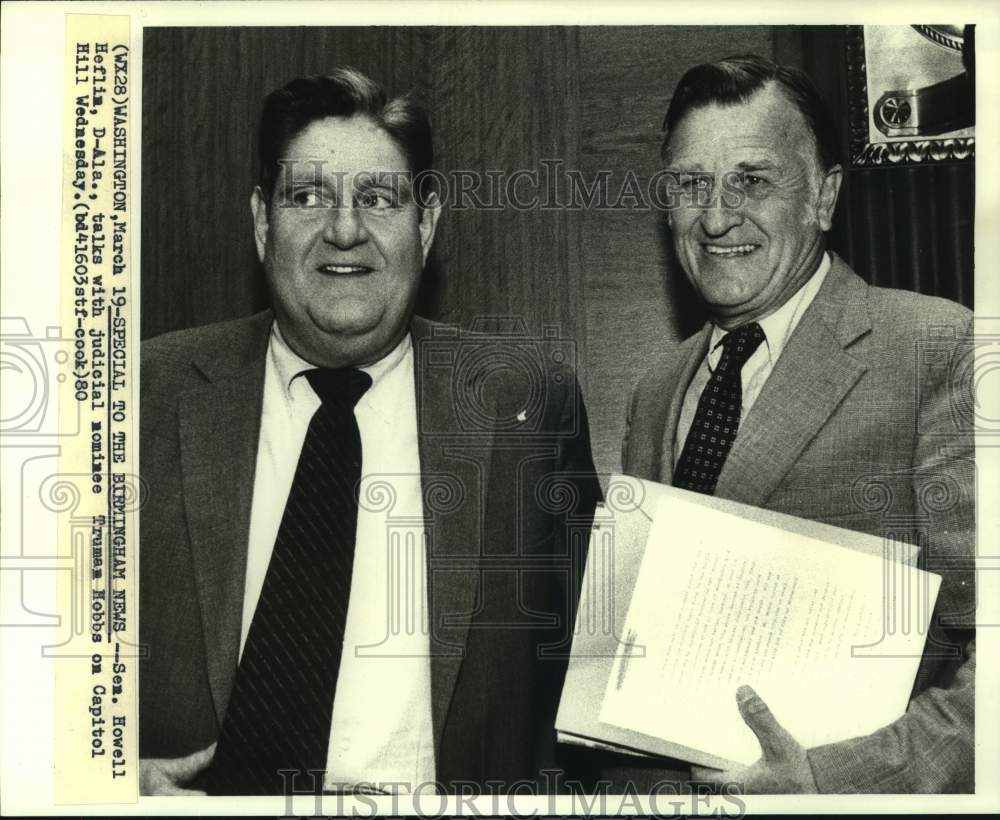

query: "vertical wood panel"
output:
418 27 581 343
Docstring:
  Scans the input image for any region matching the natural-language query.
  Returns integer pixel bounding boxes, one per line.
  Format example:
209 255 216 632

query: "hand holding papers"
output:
556 476 940 771
689 685 817 793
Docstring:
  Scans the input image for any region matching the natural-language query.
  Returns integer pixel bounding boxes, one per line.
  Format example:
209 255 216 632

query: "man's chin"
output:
315 315 382 339
303 304 380 339
291 320 403 368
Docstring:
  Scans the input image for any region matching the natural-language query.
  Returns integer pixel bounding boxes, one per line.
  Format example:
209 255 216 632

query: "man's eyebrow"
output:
281 173 342 193
664 162 709 174
734 160 778 172
356 170 413 189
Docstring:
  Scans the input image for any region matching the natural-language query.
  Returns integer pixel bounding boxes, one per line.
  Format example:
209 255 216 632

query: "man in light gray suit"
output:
139 69 600 796
618 55 974 793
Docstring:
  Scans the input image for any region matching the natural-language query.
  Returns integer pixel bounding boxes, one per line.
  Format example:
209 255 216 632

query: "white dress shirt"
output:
674 252 831 468
244 323 435 792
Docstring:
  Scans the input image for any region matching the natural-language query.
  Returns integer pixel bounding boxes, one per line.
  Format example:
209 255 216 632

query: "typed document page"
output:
599 494 940 768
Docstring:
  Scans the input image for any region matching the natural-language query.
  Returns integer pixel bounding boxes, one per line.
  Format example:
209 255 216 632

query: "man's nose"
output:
322 204 369 248
698 191 745 237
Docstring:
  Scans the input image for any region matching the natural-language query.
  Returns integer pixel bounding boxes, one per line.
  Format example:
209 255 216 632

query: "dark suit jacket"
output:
139 311 602 791
614 254 975 793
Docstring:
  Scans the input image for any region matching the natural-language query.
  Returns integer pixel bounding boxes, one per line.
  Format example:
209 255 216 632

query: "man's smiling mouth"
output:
316 263 374 275
701 243 759 257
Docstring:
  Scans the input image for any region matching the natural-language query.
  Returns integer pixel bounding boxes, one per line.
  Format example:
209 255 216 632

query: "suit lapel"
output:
178 312 271 724
656 326 712 484
410 317 491 757
715 255 872 506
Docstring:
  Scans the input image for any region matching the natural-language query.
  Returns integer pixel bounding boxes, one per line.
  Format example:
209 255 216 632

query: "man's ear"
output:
816 164 843 232
250 186 269 264
418 191 442 265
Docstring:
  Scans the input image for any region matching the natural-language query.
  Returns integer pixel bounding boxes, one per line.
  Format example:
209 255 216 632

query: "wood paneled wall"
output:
141 26 973 478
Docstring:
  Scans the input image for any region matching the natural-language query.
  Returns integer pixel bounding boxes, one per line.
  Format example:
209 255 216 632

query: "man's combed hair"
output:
662 54 840 170
257 67 434 203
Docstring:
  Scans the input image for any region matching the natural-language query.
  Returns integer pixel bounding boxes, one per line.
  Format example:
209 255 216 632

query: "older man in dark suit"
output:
615 55 974 793
138 69 600 796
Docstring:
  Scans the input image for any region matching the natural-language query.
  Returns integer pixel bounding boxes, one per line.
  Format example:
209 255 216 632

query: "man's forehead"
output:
666 134 783 170
665 85 814 167
282 115 409 172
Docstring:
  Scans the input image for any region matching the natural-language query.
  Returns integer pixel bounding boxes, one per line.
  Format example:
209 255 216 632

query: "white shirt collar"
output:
269 320 412 421
707 251 831 368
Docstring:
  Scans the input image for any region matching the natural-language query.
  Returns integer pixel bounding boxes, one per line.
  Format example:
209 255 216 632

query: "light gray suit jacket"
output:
621 254 975 793
139 311 602 790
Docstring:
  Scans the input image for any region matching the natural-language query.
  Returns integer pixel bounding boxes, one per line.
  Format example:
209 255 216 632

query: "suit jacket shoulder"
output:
862 279 971 327
812 260 971 352
854 280 973 398
142 311 273 393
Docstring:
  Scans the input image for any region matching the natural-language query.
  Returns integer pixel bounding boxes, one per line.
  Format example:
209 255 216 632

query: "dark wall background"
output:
141 26 975 478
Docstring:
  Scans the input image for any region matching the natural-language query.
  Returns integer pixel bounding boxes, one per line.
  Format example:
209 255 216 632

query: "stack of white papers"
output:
556 476 938 770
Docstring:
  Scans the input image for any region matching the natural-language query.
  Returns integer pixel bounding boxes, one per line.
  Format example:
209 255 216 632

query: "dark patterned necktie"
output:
672 322 765 495
203 367 372 796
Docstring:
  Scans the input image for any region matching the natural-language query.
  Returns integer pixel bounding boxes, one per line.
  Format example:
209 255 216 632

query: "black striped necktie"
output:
204 367 372 795
672 322 765 496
